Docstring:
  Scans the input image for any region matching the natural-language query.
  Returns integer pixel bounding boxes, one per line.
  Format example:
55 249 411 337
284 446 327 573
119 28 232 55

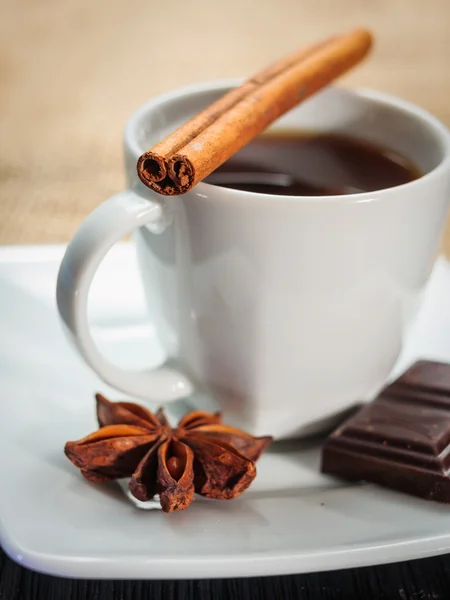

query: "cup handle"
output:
56 184 194 401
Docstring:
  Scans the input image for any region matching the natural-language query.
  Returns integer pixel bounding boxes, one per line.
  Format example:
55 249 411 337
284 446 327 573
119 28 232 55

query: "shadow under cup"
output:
125 82 450 439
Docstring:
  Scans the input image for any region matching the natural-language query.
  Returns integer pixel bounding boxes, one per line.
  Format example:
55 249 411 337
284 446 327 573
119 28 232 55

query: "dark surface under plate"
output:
1 546 450 600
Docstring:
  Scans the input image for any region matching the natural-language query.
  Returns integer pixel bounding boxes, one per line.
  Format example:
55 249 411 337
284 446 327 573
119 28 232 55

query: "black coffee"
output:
205 131 421 195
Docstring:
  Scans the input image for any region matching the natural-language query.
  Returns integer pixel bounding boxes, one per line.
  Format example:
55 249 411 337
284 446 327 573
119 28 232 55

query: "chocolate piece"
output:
321 360 450 502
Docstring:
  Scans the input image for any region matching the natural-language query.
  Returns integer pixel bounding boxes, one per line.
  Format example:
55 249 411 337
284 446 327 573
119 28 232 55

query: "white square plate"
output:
1 244 450 580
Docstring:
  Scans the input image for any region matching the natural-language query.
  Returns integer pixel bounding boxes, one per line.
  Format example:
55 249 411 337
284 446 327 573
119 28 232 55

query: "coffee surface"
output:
205 131 421 195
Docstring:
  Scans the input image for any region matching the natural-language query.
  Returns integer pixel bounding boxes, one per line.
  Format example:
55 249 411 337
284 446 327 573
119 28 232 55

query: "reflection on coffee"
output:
205 131 421 196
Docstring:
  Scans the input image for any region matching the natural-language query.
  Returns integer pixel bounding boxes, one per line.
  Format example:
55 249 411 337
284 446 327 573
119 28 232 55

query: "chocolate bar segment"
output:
321 360 450 502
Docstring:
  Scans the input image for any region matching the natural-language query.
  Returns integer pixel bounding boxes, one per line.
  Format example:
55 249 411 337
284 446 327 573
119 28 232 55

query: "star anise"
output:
64 394 272 512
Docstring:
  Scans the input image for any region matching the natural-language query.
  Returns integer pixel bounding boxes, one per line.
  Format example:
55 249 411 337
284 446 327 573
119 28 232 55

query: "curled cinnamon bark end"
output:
136 152 167 185
137 153 195 196
167 155 195 193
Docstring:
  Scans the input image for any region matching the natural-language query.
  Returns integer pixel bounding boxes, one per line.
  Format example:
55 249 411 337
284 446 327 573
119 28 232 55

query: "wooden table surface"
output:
2 546 450 600
1 0 450 251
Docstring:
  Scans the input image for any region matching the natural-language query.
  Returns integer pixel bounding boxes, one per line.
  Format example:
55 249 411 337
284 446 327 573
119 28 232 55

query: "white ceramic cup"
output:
57 80 450 439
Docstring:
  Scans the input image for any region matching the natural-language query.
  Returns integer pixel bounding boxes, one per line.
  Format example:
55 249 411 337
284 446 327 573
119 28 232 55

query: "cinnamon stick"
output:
137 28 373 196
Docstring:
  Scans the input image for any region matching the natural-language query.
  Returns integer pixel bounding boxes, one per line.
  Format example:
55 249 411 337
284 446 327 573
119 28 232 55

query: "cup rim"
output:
125 78 450 203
